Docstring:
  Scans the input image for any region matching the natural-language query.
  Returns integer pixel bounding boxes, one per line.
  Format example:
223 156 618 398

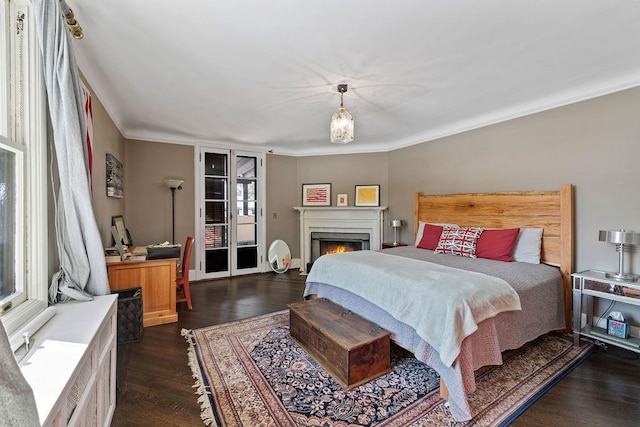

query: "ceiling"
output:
68 0 640 156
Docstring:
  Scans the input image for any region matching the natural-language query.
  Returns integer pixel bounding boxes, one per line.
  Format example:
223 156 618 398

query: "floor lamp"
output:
164 179 183 243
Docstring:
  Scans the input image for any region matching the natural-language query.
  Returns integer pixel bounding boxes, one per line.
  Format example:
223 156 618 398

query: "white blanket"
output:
307 251 521 366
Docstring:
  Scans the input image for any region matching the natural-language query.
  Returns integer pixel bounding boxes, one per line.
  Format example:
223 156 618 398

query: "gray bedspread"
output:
303 246 565 421
306 250 521 367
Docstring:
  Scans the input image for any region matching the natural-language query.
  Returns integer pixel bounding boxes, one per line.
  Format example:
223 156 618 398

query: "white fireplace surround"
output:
294 206 387 274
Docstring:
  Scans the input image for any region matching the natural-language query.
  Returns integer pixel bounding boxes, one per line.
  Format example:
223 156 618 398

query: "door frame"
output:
193 145 266 280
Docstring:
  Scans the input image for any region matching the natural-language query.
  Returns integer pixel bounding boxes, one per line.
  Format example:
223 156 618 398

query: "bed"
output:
303 184 573 421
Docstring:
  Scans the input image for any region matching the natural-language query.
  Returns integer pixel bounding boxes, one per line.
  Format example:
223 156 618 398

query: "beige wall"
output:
387 86 640 324
265 152 391 258
273 87 640 279
266 154 298 258
293 152 391 253
82 79 126 246
124 140 195 247
88 84 640 326
296 153 389 207
388 86 640 273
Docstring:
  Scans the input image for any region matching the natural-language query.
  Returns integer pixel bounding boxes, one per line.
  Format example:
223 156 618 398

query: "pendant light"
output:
330 84 354 143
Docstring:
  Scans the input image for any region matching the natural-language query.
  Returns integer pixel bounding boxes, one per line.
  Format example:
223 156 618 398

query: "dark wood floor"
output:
112 270 640 426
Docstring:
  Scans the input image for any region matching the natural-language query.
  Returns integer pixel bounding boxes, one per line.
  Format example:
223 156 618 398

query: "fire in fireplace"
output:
321 242 359 254
308 231 370 271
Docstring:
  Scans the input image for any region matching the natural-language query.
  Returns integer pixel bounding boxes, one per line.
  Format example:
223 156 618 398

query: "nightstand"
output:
381 242 408 249
572 270 640 353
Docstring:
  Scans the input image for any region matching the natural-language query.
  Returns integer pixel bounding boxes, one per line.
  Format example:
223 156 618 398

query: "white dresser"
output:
20 295 117 426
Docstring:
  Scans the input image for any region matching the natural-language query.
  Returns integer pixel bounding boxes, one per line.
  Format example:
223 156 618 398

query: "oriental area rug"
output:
182 310 593 426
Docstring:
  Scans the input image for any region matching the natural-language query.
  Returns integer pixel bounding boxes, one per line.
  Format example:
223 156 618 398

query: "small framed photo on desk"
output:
112 215 130 245
110 226 127 261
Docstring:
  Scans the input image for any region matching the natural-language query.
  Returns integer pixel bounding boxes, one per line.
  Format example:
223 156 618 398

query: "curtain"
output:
81 80 94 190
0 323 40 425
33 0 110 302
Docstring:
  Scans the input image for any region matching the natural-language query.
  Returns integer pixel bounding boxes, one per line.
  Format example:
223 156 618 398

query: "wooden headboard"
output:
414 184 574 330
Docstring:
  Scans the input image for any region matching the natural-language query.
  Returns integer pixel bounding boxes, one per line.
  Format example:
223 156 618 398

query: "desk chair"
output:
176 236 194 310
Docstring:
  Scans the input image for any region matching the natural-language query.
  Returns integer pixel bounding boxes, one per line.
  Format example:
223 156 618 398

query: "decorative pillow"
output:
435 226 484 258
415 221 459 246
476 228 520 262
512 228 544 264
417 224 445 250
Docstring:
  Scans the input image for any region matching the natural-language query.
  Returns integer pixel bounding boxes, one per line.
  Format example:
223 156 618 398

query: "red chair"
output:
176 236 194 310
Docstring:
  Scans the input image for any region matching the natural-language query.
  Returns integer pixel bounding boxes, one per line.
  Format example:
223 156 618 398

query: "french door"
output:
198 148 265 279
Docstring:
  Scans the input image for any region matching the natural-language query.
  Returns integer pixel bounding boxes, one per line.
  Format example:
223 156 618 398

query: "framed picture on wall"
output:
106 153 124 198
355 185 380 207
302 183 331 206
337 193 348 206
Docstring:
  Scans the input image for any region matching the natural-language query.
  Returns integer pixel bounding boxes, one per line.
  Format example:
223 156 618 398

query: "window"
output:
0 0 48 336
0 136 23 303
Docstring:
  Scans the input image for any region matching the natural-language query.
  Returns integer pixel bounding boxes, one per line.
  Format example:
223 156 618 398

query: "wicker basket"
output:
113 287 143 345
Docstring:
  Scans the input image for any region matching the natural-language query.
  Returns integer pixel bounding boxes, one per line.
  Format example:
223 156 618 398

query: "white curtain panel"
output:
33 0 109 302
0 323 39 425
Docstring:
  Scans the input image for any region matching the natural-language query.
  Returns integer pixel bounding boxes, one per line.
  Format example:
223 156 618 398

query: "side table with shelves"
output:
572 269 640 353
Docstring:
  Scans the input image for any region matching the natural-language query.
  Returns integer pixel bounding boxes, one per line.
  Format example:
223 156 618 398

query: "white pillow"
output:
512 228 543 264
414 221 459 246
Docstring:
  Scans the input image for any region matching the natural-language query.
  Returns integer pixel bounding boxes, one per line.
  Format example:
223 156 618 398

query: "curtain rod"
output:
60 1 83 39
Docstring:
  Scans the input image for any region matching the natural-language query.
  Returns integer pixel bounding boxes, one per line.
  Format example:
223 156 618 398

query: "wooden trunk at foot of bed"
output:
414 184 574 332
289 298 392 390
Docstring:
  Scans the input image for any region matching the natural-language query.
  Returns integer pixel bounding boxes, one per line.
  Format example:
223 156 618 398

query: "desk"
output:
107 250 178 327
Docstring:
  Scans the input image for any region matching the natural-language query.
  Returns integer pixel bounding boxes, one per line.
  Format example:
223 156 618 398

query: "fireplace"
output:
310 232 370 269
294 206 387 274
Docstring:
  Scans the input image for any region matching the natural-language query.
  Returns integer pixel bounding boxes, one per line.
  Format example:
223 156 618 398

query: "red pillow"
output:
417 224 444 250
476 228 520 262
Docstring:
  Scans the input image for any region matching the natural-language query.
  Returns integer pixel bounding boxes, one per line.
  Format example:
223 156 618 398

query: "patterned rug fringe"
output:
182 328 217 427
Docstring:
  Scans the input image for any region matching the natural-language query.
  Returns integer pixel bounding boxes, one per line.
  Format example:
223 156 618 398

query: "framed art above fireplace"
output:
302 183 331 206
355 185 380 207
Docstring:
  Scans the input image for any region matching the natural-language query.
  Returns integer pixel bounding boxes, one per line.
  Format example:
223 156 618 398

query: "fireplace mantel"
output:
293 206 387 274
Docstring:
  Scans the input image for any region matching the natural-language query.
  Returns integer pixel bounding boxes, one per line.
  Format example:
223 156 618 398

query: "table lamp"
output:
598 229 640 281
391 219 403 245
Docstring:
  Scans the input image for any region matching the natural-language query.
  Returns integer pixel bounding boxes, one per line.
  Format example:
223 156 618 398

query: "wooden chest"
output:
289 298 391 389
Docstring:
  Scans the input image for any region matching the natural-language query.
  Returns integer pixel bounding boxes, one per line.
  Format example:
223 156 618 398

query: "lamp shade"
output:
330 108 354 143
330 84 354 143
391 219 402 228
598 230 640 245
164 179 184 189
598 229 640 281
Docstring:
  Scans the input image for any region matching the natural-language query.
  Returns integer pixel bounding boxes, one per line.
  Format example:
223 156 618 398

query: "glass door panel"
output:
204 153 227 175
205 178 227 200
203 152 229 274
234 156 258 273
